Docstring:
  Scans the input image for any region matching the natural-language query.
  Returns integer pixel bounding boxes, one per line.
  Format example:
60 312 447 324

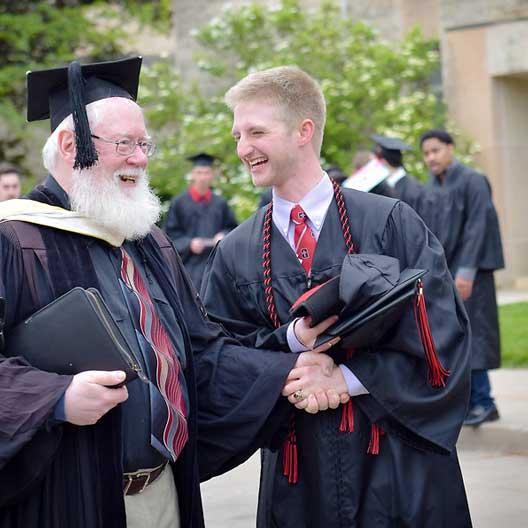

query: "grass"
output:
500 302 528 367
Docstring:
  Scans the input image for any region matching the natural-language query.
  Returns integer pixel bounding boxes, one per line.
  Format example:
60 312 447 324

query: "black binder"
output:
5 287 145 384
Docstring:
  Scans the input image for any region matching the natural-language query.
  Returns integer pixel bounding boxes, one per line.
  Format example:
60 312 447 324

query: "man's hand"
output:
213 232 225 243
293 315 339 348
455 277 473 301
190 238 206 255
282 364 349 414
64 370 129 426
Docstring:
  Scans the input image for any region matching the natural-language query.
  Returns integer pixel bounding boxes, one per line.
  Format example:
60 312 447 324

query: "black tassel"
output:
67 61 98 170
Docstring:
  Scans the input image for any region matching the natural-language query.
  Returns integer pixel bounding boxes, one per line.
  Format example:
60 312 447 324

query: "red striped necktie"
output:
120 248 188 461
290 204 317 274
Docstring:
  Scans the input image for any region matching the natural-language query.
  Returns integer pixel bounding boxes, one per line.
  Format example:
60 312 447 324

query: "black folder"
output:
5 287 144 384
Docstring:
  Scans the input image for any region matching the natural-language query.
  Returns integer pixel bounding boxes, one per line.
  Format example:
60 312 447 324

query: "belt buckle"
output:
123 474 134 495
135 471 152 494
123 471 151 495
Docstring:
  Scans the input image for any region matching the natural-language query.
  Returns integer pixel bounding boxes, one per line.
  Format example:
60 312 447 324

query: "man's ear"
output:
298 119 315 148
57 129 76 165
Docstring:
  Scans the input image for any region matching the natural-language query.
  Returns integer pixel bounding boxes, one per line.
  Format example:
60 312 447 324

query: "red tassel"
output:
367 423 382 455
282 418 298 484
414 280 450 388
339 399 355 432
339 347 356 433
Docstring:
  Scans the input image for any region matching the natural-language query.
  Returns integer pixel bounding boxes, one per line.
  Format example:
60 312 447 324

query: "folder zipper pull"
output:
306 271 312 289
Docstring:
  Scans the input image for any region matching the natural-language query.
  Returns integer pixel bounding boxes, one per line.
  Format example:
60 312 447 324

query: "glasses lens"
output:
116 139 135 156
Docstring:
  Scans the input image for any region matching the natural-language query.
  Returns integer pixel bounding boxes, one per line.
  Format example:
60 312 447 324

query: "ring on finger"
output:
293 389 305 401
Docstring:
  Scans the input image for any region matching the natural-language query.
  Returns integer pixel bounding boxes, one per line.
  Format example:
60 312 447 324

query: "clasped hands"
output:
282 315 350 414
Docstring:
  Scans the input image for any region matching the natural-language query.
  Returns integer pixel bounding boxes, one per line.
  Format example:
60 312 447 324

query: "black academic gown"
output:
0 179 295 527
202 189 472 528
426 161 504 370
392 173 424 211
165 191 237 290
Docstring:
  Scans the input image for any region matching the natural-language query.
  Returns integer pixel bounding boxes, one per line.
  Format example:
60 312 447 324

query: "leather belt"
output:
123 462 167 496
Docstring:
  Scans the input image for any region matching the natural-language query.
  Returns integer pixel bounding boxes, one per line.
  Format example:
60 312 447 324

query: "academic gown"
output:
165 191 237 290
202 189 473 528
426 161 504 370
392 173 424 212
0 179 295 527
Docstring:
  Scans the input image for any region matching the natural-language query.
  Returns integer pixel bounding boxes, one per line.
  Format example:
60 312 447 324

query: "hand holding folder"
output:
4 287 145 384
290 254 427 349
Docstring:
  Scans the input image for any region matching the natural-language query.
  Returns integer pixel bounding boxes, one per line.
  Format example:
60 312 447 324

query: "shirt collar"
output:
272 172 334 236
189 186 212 203
385 167 407 187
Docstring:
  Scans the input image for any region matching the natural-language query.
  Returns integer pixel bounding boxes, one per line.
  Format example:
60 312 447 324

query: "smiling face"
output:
89 98 149 192
67 98 161 240
231 99 300 188
421 137 455 176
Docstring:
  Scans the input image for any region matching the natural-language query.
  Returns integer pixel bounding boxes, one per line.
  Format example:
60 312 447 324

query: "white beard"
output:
69 166 161 241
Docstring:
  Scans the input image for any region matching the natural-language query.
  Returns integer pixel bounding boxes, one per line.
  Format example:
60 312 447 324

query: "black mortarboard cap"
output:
371 134 411 169
370 134 412 152
290 254 426 348
26 56 142 170
186 152 218 167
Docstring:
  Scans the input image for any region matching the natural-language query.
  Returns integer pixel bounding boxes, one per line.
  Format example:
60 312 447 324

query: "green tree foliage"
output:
0 0 170 186
143 0 446 219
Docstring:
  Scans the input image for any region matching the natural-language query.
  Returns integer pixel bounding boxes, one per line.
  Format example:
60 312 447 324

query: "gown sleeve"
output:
201 242 290 351
165 197 192 259
219 200 238 235
0 227 72 474
157 239 296 480
455 173 493 274
342 201 471 453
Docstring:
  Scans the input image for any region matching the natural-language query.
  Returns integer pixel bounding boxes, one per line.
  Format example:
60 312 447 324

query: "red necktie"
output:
290 204 317 274
120 249 188 461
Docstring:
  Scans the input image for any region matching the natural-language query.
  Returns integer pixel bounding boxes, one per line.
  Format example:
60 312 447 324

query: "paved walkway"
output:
201 369 528 527
497 287 528 305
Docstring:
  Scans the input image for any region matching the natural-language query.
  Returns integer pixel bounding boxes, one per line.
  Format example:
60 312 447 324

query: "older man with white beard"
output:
0 57 338 528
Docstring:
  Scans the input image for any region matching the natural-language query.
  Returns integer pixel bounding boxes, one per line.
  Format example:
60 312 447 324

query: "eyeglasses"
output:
90 134 156 157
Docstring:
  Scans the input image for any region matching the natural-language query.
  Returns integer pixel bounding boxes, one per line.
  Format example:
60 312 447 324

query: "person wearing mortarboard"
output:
369 134 457 243
368 133 420 201
0 57 304 527
165 152 238 290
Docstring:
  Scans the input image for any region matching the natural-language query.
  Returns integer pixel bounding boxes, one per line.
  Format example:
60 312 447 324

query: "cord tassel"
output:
414 280 450 388
339 399 355 432
282 419 298 484
67 61 99 170
367 423 382 455
339 347 355 433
